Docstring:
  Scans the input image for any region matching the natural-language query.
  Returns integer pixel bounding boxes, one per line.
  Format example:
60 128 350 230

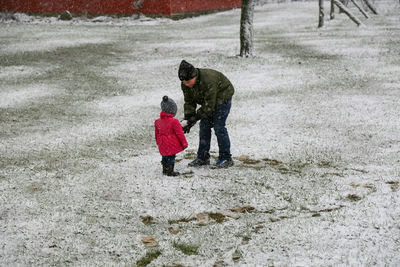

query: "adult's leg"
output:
213 99 232 160
197 118 213 160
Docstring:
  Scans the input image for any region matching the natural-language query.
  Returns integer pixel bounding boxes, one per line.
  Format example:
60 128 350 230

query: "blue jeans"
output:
162 155 176 165
197 98 232 161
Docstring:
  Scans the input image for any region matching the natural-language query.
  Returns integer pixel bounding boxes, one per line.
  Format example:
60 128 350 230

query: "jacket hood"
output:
160 112 175 118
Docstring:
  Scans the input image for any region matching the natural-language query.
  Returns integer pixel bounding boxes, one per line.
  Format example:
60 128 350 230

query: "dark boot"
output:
165 163 180 176
161 160 168 175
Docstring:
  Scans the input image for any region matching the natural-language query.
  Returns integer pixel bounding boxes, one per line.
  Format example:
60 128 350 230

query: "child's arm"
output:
173 119 188 149
154 121 159 145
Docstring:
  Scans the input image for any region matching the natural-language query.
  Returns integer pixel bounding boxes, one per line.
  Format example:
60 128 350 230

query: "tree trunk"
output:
318 0 325 28
132 0 144 18
350 0 369 18
361 0 379 14
330 0 335 20
240 0 255 57
333 0 363 26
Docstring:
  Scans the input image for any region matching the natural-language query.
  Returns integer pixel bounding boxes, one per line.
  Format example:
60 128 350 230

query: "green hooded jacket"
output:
181 68 234 120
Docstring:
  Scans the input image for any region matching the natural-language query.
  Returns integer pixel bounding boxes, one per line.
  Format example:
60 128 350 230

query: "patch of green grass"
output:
183 152 196 160
347 194 362 201
26 184 43 193
317 161 335 168
269 217 281 223
262 158 282 166
168 217 196 224
242 158 261 165
386 181 399 191
254 181 273 190
173 242 199 256
229 206 256 213
136 250 162 267
243 235 251 242
232 249 242 262
182 170 194 178
210 155 219 161
140 215 156 225
235 232 251 242
277 166 301 175
208 212 226 223
254 181 265 187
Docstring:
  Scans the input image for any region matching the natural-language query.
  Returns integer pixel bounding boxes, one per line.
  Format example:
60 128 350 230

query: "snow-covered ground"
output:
1 1 400 266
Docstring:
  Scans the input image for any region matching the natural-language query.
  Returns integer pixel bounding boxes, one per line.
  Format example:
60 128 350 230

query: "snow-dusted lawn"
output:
1 1 400 266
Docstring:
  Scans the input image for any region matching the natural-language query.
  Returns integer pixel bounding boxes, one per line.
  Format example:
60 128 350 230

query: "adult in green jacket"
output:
178 60 234 168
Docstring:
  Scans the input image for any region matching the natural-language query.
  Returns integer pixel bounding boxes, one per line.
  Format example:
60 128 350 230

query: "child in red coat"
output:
155 96 188 176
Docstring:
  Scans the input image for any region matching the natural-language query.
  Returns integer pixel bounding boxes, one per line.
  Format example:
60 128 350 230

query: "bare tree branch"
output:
350 0 369 18
361 0 379 14
333 0 364 26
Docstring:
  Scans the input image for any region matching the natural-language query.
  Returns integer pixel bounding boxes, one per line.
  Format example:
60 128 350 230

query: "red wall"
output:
0 0 170 15
171 0 241 14
0 0 241 16
142 0 171 15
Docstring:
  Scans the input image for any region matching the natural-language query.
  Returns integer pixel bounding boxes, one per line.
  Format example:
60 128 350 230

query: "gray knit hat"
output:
161 95 177 116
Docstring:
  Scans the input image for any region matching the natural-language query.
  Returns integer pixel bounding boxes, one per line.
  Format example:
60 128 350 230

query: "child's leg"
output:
164 155 176 165
163 155 179 176
161 156 168 174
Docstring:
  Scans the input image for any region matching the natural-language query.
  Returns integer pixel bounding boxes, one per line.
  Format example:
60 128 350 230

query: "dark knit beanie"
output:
161 95 177 116
178 60 198 81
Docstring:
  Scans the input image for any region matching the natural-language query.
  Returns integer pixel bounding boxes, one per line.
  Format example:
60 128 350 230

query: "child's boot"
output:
161 160 168 175
165 163 180 176
161 159 167 175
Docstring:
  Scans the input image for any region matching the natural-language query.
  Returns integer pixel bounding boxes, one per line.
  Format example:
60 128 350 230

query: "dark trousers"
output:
197 98 232 161
162 155 176 165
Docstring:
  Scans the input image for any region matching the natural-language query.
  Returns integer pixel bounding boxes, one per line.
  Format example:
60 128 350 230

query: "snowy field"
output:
1 1 400 266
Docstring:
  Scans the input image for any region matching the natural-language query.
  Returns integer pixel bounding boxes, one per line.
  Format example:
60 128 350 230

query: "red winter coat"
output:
155 112 188 156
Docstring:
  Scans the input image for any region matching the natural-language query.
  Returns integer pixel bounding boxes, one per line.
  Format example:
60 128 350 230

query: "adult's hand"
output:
181 116 197 133
183 124 192 133
186 116 197 125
